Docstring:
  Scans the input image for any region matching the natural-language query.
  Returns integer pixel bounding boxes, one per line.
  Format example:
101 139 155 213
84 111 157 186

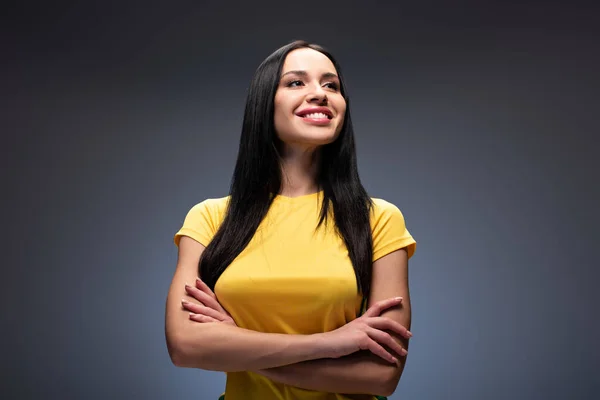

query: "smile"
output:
295 107 334 120
297 114 332 125
300 112 331 120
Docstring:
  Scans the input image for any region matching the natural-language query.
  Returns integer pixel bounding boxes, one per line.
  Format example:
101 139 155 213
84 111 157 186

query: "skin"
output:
167 47 412 396
182 248 411 397
273 47 346 197
166 238 410 379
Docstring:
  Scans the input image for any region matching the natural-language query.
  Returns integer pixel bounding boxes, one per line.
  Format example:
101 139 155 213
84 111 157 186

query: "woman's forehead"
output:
281 48 337 76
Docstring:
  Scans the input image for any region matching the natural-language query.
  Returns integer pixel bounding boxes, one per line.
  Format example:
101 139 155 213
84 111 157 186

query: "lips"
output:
295 107 333 119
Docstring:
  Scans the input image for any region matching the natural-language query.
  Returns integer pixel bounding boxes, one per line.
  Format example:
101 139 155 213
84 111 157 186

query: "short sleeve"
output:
371 198 417 261
173 197 228 247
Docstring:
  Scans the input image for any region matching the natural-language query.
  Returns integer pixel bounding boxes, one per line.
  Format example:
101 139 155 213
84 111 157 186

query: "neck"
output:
278 145 321 197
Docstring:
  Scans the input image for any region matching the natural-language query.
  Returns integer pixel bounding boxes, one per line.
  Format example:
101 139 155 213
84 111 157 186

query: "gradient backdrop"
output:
3 1 598 399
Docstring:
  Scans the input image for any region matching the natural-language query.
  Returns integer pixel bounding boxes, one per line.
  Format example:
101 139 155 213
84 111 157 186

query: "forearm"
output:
168 321 328 372
255 350 406 397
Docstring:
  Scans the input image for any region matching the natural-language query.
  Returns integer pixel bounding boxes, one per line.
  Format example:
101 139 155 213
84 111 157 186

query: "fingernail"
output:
401 348 408 356
181 299 188 304
395 297 403 301
185 284 190 290
407 330 413 337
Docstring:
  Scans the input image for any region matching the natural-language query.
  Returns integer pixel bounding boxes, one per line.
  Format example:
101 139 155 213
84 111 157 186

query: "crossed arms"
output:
165 236 411 397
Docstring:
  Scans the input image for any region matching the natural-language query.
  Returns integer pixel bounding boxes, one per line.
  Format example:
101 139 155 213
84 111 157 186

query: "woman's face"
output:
273 48 346 148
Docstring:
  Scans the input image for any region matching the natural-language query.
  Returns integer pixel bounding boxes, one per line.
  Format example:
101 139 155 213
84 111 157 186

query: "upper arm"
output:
369 198 415 332
166 198 226 363
369 247 410 333
165 236 206 360
368 247 411 394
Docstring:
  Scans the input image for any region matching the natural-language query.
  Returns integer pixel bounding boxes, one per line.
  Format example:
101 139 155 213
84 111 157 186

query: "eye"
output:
286 80 304 87
324 82 339 90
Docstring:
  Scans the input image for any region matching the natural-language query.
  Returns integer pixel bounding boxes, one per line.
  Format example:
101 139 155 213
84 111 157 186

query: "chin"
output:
281 127 341 145
285 133 340 148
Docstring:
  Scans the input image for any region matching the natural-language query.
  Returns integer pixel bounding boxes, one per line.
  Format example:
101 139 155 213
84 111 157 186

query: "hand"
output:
320 297 411 364
182 278 237 327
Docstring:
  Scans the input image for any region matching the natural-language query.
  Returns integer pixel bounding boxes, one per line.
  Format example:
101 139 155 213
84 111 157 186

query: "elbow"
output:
379 381 398 397
167 336 188 367
169 348 189 368
170 352 187 368
166 325 233 371
167 333 224 370
378 365 402 397
166 334 199 368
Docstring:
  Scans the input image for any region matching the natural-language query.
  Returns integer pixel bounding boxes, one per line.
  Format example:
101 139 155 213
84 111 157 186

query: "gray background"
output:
2 1 598 399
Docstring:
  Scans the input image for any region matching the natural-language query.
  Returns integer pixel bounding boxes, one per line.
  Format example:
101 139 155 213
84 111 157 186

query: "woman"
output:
165 40 417 400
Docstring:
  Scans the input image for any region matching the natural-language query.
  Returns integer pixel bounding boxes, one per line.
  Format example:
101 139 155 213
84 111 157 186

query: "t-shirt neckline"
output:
272 190 323 203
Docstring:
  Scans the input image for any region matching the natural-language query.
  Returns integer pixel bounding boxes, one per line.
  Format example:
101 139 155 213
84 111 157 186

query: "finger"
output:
193 279 233 319
182 300 227 321
195 278 217 300
367 327 408 358
363 337 398 364
368 316 412 339
185 284 225 313
181 298 205 310
189 313 219 323
364 297 403 318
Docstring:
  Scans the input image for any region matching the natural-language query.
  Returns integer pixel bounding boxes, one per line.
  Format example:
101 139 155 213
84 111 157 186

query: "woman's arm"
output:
166 236 407 373
257 351 398 397
255 249 411 397
166 236 330 372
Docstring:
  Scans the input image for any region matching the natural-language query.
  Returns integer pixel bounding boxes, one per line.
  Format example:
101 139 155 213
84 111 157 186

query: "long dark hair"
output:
200 40 374 297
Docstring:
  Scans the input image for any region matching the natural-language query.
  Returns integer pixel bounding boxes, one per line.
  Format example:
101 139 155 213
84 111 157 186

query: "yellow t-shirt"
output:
174 191 416 400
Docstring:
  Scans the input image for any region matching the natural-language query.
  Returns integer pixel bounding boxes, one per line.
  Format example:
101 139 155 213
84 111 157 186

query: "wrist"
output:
310 332 332 359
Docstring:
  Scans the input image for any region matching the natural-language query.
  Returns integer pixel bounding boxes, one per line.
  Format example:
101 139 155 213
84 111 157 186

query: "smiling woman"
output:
276 59 344 136
165 40 417 400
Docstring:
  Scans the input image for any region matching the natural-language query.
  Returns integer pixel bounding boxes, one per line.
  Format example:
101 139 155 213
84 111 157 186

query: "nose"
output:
307 84 328 104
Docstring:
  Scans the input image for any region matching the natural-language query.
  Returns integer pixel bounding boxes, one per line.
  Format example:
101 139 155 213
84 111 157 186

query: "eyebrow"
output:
281 70 339 80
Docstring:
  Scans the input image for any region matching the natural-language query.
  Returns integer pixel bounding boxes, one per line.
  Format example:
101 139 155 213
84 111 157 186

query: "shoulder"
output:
370 197 406 221
184 195 230 227
187 196 230 217
369 197 416 260
174 196 230 247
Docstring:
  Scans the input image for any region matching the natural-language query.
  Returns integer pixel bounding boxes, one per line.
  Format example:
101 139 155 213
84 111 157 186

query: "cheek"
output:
273 100 292 136
334 101 347 134
336 101 347 122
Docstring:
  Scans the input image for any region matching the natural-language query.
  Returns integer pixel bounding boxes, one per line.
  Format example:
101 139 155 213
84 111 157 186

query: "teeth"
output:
302 112 330 119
